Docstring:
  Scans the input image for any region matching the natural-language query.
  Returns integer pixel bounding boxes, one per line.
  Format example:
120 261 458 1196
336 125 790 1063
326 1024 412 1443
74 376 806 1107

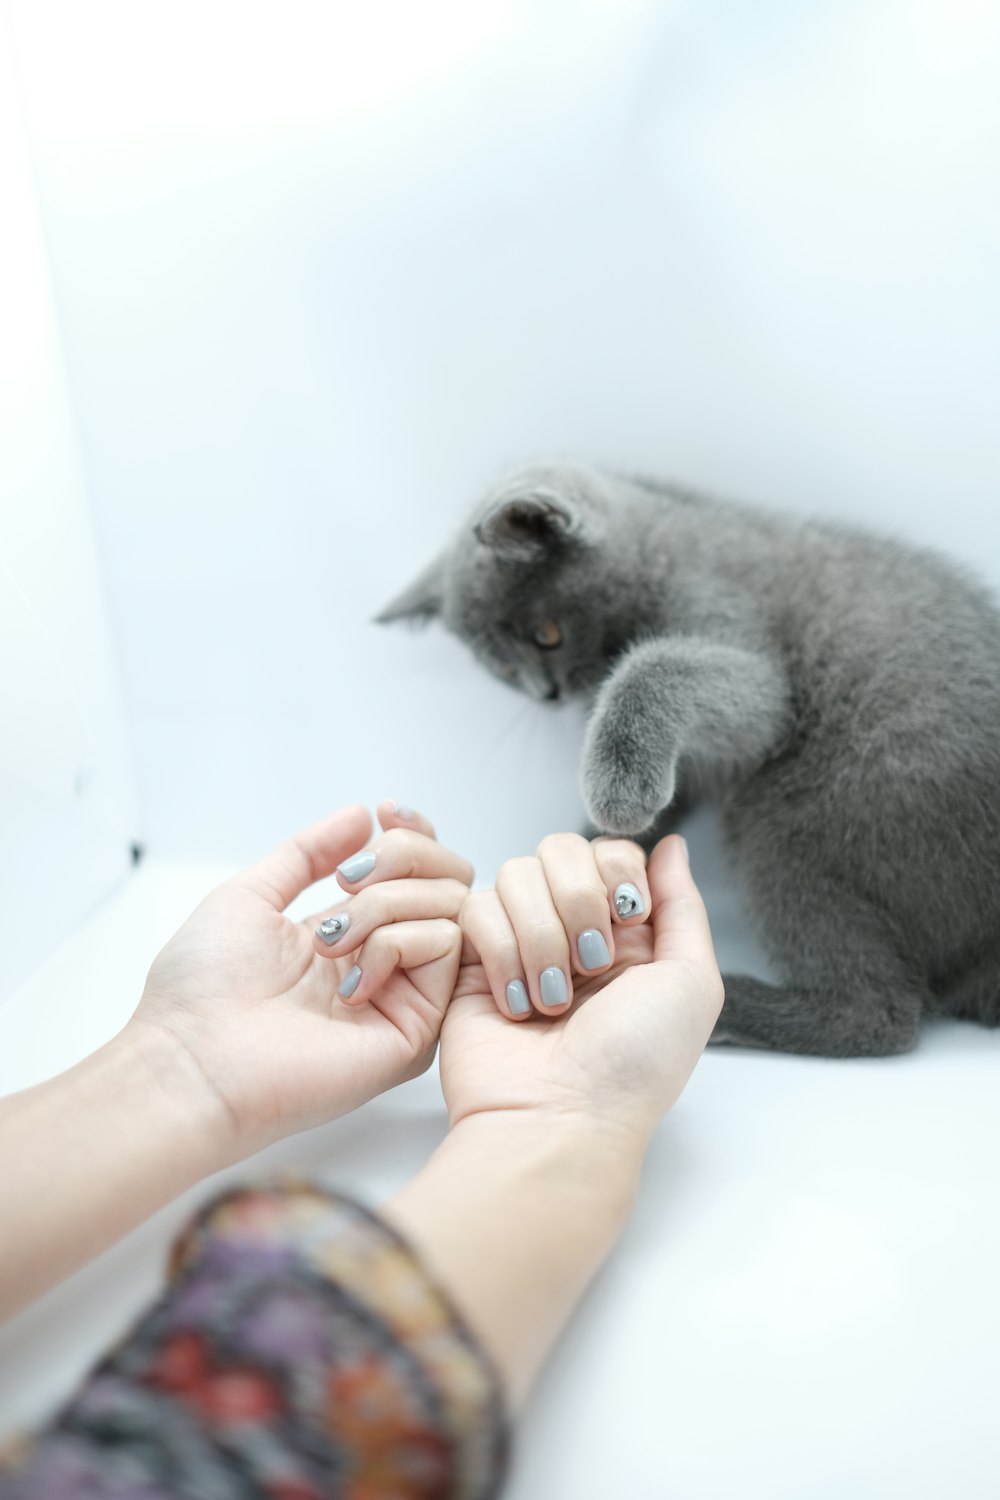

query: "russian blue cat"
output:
379 462 1000 1057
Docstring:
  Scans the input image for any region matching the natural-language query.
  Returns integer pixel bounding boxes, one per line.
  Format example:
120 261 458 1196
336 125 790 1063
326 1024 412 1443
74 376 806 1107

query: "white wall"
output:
0 11 138 1001
6 0 1000 877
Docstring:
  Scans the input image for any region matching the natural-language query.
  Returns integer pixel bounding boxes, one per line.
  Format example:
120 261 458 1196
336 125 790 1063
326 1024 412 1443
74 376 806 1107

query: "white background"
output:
6 0 1000 874
2 1 1000 1496
0 14 137 998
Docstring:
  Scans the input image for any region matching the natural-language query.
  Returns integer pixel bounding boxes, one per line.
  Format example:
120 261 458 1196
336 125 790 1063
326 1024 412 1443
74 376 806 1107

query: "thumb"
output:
648 835 721 977
238 805 374 911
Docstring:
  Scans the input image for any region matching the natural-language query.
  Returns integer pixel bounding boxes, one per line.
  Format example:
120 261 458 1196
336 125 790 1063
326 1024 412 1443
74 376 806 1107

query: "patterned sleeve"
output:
0 1184 509 1499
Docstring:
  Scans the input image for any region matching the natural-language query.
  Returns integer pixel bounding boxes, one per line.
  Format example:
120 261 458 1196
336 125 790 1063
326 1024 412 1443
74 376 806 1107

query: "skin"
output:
0 804 723 1417
389 832 722 1404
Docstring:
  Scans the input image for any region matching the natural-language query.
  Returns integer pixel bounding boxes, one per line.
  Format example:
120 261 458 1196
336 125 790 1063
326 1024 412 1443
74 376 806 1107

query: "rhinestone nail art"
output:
318 913 350 945
614 882 644 919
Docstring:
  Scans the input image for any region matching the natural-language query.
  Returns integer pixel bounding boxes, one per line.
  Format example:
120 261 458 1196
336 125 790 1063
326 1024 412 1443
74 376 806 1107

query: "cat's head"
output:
377 463 632 702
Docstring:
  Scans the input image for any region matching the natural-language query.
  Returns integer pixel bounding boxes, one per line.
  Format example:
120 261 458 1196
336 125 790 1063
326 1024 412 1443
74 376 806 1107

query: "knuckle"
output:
497 855 538 887
442 878 469 909
561 877 609 911
598 836 647 862
460 889 492 926
482 935 520 972
521 916 569 954
535 831 585 860
378 827 421 866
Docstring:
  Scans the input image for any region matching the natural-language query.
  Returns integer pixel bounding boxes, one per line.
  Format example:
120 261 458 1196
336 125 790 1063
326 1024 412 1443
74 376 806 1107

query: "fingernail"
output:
506 980 531 1015
539 966 569 1008
338 850 376 883
677 835 689 863
317 913 350 946
614 882 645 919
577 929 611 971
391 801 417 820
338 964 363 998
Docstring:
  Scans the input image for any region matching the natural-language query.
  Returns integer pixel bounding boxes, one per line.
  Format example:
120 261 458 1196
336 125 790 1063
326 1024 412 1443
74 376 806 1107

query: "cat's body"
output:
380 462 1000 1056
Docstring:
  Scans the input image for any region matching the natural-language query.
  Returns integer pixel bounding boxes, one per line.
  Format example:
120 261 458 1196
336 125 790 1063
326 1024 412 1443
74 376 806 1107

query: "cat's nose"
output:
543 684 561 703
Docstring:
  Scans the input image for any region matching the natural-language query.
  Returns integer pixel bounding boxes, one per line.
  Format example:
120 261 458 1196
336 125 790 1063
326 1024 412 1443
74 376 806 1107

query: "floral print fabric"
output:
0 1185 508 1499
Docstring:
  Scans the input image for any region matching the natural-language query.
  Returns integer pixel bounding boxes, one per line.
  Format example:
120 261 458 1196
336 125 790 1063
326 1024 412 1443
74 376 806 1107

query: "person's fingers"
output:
535 833 615 978
647 836 724 997
375 799 437 840
336 827 474 893
310 878 469 959
460 890 532 1020
495 857 573 1015
238 806 374 912
334 917 461 1012
592 837 651 926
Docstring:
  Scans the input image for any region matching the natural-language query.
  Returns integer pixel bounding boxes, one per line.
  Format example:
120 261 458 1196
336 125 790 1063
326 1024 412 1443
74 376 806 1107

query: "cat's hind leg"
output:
714 871 928 1058
928 943 1000 1029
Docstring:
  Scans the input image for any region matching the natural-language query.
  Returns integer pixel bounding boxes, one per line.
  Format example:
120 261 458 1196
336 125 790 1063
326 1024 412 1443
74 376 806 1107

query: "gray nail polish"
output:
392 801 417 819
614 882 645 919
338 964 362 998
338 850 376 883
577 929 611 971
539 966 569 1008
317 913 350 945
506 980 530 1015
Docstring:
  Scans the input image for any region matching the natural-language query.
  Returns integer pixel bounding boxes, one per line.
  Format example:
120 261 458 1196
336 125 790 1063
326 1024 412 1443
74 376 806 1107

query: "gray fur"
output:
378 462 1000 1057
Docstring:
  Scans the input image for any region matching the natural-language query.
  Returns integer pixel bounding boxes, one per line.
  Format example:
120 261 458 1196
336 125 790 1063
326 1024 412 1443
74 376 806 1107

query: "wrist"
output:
443 1106 647 1208
117 1013 242 1174
383 1106 648 1407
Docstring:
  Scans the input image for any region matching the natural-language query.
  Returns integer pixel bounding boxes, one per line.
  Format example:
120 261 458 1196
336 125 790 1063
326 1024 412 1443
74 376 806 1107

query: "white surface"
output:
0 859 997 1499
5 0 1000 872
0 13 138 1002
2 4 1000 1495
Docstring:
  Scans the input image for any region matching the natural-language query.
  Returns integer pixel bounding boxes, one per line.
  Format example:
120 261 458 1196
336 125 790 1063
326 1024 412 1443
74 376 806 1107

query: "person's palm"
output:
441 837 723 1145
132 806 462 1157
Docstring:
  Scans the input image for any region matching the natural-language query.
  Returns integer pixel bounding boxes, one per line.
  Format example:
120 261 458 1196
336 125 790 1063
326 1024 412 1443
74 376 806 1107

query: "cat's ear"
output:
375 554 445 624
474 490 585 560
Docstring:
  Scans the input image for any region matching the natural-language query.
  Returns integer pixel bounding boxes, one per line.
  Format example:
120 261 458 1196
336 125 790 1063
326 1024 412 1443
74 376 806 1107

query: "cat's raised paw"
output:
581 747 676 837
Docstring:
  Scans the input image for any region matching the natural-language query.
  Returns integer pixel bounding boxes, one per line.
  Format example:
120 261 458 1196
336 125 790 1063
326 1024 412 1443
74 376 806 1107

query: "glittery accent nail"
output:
317 913 350 945
614 882 644 919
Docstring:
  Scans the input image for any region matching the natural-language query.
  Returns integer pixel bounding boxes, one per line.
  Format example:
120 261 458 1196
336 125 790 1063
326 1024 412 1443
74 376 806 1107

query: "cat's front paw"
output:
581 719 677 836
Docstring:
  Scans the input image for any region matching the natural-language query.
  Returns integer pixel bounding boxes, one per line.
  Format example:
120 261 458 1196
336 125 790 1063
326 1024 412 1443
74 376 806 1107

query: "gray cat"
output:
378 462 1000 1057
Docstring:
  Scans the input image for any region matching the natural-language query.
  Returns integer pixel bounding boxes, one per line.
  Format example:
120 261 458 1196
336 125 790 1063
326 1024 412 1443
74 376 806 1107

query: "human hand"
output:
461 831 653 1019
129 802 472 1163
443 833 723 1151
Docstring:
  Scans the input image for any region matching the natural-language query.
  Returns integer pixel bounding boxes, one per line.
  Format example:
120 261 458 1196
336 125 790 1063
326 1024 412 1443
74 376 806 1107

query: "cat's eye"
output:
532 621 563 650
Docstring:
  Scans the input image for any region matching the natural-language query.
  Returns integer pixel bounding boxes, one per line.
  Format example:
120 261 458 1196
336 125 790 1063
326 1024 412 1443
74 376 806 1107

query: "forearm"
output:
382 1111 644 1409
0 1022 228 1322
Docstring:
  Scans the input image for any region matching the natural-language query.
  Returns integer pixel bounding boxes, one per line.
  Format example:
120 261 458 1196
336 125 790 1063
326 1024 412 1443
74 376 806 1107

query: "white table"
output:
2 846 998 1500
